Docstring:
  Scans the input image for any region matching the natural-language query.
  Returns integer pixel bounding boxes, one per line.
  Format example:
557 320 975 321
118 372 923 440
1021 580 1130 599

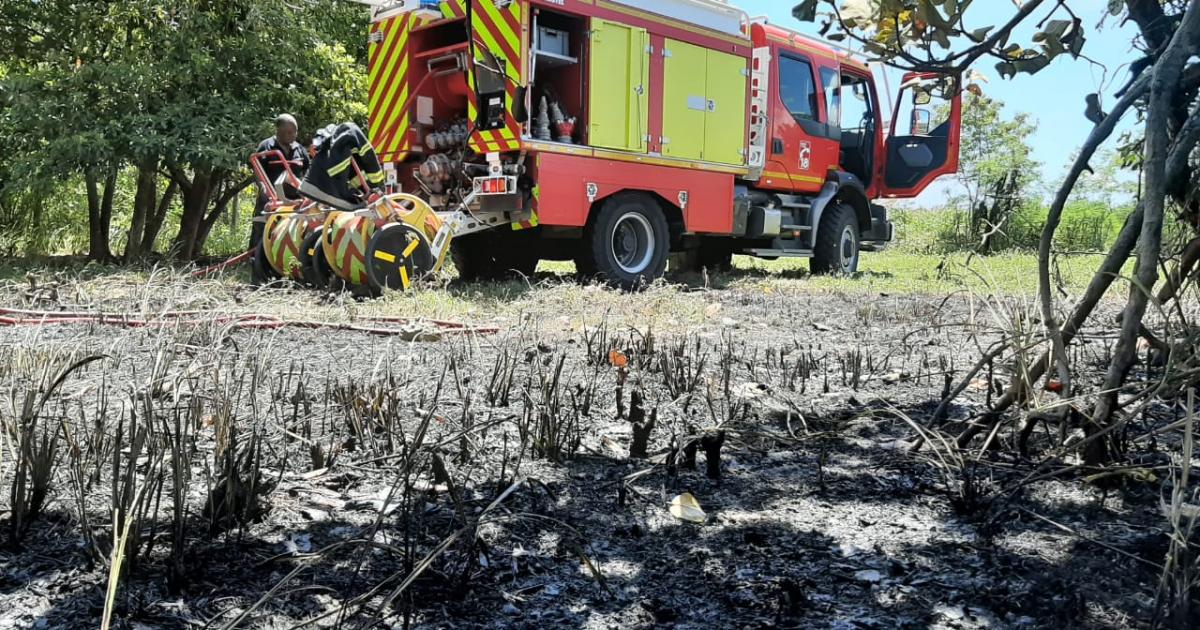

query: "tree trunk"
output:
1088 3 1200 464
195 176 253 255
956 205 1145 448
1036 72 1153 402
173 167 213 261
84 168 114 262
125 158 158 262
141 179 178 255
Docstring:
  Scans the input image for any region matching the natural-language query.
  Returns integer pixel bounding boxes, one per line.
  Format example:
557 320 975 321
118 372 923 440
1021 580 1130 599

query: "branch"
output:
947 0 1050 73
216 176 254 208
1036 70 1153 397
1092 0 1200 442
1165 96 1200 185
163 160 193 194
1124 0 1173 52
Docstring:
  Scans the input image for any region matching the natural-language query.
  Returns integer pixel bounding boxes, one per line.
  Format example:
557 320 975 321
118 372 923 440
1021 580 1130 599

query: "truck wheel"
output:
574 253 598 280
811 203 860 275
451 234 538 281
498 251 538 278
587 193 669 290
493 231 539 278
451 235 494 282
696 241 734 272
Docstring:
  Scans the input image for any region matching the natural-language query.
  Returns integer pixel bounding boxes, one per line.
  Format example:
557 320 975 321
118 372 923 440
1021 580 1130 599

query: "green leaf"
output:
1013 54 1050 75
965 26 994 43
793 0 820 22
1041 19 1072 40
841 0 876 22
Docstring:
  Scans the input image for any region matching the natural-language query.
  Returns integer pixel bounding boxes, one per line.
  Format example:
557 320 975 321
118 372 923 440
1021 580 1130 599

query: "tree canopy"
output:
0 0 368 260
793 0 1200 468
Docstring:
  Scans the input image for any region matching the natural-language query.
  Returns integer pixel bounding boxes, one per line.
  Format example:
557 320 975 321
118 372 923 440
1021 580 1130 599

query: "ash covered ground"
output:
0 269 1183 629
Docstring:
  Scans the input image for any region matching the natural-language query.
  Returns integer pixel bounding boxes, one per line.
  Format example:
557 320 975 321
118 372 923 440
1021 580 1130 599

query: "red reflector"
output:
476 176 509 194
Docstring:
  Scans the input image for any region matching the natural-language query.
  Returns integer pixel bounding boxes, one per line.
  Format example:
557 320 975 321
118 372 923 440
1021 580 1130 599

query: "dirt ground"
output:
0 266 1187 629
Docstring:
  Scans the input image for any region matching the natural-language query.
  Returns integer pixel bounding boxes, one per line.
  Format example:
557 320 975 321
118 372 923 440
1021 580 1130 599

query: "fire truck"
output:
362 0 961 288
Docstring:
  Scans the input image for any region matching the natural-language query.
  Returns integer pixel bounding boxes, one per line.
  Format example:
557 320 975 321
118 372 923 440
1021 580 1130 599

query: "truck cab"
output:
364 0 962 288
733 23 961 272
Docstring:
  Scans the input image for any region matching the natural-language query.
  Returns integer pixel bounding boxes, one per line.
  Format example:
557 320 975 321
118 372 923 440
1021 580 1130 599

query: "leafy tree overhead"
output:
0 0 368 261
794 0 1200 467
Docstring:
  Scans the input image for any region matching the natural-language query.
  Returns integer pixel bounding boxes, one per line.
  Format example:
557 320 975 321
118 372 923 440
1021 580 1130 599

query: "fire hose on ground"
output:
191 249 255 278
0 307 498 338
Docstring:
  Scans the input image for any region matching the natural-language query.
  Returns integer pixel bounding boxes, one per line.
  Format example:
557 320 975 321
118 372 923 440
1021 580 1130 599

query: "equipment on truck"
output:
249 129 506 293
248 0 962 293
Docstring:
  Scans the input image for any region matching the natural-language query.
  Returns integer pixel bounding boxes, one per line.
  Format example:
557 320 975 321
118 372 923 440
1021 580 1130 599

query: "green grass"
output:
728 249 1117 296
0 250 1126 332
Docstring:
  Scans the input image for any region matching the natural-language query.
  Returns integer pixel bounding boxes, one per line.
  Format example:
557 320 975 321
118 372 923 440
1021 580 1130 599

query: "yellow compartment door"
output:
703 49 749 166
588 19 649 152
661 39 708 161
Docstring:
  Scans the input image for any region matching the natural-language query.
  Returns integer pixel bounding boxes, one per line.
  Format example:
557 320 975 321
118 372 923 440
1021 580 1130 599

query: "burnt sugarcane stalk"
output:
701 431 725 480
628 391 656 459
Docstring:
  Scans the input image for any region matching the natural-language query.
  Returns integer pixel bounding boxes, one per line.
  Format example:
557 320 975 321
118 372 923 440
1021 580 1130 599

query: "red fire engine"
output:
363 0 962 288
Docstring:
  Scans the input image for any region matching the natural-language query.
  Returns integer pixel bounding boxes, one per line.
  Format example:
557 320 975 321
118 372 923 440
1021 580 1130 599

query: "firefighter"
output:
250 114 310 251
298 122 386 211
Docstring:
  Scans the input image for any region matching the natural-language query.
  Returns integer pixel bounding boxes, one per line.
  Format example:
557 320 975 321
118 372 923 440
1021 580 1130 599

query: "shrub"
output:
893 202 1128 255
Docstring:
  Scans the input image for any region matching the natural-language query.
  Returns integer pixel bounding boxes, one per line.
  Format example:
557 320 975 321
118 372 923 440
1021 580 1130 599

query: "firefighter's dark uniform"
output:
250 136 310 250
298 123 387 211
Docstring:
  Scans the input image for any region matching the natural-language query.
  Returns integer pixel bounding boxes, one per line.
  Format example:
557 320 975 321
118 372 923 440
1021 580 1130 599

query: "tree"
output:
793 1 1200 465
0 0 368 261
1065 149 1138 208
949 94 1040 252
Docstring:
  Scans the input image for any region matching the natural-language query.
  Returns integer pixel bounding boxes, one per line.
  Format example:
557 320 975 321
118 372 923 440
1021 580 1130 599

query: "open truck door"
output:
881 72 961 198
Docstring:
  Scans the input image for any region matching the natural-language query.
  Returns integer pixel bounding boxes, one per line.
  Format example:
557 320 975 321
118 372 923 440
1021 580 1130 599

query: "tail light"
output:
473 175 516 195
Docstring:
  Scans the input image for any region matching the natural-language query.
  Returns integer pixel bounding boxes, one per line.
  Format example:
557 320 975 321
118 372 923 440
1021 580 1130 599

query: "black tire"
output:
585 193 669 290
366 223 437 292
298 226 324 288
249 240 280 286
810 203 860 275
451 233 538 282
695 240 734 272
450 235 491 282
309 236 339 292
574 252 598 280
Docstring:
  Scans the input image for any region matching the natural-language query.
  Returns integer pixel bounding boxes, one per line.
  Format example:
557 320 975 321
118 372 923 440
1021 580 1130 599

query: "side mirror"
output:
913 87 932 106
910 108 932 136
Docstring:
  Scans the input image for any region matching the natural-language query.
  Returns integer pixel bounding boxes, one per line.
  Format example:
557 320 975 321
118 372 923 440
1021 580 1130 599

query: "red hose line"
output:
0 309 498 336
1 307 487 331
191 249 254 278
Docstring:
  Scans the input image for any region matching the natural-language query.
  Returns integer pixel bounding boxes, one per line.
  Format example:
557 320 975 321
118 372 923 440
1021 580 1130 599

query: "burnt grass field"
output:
0 258 1192 629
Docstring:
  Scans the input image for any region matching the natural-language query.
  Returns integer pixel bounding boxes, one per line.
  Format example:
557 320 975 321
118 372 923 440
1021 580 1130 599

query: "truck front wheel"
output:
811 203 860 275
586 193 669 290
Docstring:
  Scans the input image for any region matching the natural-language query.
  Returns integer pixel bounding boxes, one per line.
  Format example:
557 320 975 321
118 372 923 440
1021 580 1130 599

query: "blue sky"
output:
740 0 1142 206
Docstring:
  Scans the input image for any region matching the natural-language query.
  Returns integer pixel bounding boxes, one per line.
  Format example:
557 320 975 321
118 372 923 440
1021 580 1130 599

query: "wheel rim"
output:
611 213 655 274
839 224 857 272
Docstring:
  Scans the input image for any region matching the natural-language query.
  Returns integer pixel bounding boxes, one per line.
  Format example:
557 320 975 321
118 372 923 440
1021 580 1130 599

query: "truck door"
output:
763 52 839 192
881 72 962 198
588 19 650 153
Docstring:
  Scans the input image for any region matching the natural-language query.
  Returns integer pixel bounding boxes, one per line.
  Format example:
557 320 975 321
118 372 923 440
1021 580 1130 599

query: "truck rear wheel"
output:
451 234 538 282
696 240 734 272
586 193 669 290
811 203 860 276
